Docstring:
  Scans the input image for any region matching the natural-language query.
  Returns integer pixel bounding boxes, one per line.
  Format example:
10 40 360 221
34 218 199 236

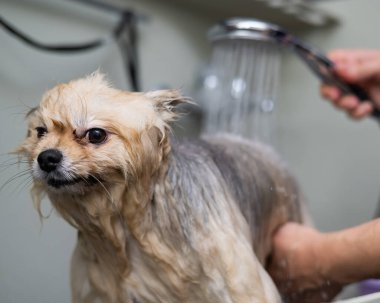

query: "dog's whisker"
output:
1 174 32 196
0 160 29 170
61 169 74 181
4 169 32 180
87 174 114 205
2 168 32 181
70 160 94 164
87 173 127 232
78 175 90 186
1 169 33 191
0 104 34 116
0 159 29 164
0 153 21 159
0 154 27 160
13 175 34 195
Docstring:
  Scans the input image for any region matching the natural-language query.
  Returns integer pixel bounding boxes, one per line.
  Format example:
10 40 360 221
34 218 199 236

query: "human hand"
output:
267 223 342 303
320 49 380 119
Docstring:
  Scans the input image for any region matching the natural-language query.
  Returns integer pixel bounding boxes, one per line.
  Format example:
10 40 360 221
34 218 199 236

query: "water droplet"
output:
280 259 287 268
231 78 246 99
204 75 218 89
261 99 274 113
321 291 328 300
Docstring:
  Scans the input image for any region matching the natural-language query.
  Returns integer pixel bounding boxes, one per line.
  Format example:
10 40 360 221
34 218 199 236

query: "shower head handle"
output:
209 18 380 119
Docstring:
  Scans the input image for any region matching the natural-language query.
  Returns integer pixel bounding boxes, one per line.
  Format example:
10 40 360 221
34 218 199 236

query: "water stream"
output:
199 39 282 144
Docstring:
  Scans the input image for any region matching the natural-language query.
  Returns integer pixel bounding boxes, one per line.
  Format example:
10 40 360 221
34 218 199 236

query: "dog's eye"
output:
86 128 107 144
35 127 47 138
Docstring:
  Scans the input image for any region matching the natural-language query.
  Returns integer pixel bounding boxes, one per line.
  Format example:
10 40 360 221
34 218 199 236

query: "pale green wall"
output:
1 0 380 302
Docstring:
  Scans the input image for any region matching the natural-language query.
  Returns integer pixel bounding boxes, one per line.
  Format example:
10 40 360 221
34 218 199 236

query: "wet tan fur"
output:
17 74 303 303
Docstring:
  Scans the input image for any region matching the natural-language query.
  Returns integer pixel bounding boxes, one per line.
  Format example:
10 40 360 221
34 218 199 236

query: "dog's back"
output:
125 135 305 303
169 135 304 265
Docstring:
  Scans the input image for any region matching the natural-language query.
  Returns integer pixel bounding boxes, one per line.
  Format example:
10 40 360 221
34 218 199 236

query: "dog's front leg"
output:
203 230 281 303
71 239 113 303
70 239 95 303
70 236 133 303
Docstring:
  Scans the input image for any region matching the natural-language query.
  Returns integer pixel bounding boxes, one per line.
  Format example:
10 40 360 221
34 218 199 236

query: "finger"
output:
320 85 341 101
348 102 373 119
334 95 360 111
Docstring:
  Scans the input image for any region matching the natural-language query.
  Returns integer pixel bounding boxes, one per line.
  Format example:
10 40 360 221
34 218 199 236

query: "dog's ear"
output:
145 89 192 123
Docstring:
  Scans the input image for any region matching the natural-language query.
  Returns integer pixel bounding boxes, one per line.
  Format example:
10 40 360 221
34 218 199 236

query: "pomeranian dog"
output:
17 73 305 303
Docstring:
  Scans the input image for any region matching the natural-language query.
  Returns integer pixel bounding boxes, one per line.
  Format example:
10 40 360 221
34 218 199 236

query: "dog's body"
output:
18 74 304 303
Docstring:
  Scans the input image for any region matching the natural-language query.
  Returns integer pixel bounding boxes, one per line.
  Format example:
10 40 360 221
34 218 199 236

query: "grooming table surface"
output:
336 292 380 303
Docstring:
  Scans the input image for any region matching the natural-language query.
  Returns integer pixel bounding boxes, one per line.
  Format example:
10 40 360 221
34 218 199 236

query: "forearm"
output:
322 218 380 284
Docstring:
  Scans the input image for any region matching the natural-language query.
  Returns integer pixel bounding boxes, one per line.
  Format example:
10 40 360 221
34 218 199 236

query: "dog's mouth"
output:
46 175 99 189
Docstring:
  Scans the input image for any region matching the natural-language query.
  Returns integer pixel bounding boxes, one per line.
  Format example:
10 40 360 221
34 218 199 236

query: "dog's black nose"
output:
37 149 63 172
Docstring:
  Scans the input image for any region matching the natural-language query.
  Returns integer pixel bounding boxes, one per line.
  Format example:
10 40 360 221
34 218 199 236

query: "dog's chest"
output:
123 237 230 303
124 238 192 303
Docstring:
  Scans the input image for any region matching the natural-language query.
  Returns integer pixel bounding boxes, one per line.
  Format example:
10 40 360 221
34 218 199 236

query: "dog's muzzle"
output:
36 149 97 189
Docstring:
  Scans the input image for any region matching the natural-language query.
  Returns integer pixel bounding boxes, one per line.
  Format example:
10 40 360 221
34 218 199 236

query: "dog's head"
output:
17 73 188 195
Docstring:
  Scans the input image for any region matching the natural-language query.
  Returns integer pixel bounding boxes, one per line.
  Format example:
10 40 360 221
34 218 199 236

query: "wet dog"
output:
17 73 305 303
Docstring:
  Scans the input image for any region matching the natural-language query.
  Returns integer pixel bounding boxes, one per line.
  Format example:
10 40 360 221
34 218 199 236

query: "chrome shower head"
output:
208 18 285 43
209 18 380 118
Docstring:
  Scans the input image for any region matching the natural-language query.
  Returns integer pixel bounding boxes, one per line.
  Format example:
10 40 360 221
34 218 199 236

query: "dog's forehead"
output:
38 83 157 130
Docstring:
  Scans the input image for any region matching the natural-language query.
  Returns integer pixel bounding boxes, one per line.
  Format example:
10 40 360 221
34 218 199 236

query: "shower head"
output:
209 18 380 118
208 18 285 43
